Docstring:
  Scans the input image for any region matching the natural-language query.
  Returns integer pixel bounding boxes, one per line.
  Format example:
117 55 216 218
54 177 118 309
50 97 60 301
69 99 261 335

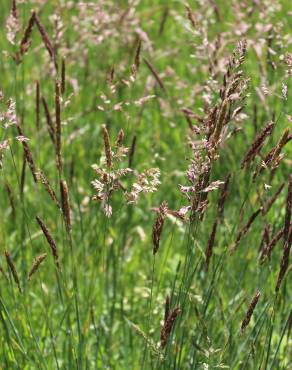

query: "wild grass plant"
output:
0 1 291 369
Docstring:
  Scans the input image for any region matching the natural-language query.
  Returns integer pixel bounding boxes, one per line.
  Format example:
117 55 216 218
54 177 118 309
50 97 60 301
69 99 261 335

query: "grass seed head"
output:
5 250 21 292
241 291 260 333
28 253 47 280
160 306 181 349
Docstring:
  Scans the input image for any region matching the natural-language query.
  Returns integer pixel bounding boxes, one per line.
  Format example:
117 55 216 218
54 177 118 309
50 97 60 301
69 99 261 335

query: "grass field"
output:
0 1 291 369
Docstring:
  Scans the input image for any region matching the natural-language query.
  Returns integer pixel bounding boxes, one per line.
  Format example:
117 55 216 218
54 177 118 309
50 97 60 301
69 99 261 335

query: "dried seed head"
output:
283 175 292 244
17 124 38 183
160 306 181 349
55 81 62 171
36 216 60 270
270 128 290 168
36 81 40 130
185 4 196 28
241 122 274 169
34 13 55 64
115 129 125 147
5 250 21 292
259 224 290 263
254 129 290 180
275 176 292 292
20 11 36 55
61 58 66 95
144 58 166 93
275 228 292 292
164 295 170 323
12 0 17 19
241 291 260 333
205 220 218 271
28 253 47 280
37 170 61 210
60 180 71 232
102 124 112 169
134 39 142 70
152 201 168 255
217 174 231 219
212 99 229 145
41 96 55 145
107 66 115 86
128 134 137 168
258 224 271 253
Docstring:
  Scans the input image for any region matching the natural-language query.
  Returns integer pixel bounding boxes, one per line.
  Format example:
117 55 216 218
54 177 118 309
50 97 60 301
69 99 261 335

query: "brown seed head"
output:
55 81 62 171
60 180 71 232
241 122 274 169
102 124 112 169
20 11 36 55
28 253 47 280
152 201 168 255
241 291 260 332
36 216 60 270
160 306 181 349
5 250 21 292
17 123 38 183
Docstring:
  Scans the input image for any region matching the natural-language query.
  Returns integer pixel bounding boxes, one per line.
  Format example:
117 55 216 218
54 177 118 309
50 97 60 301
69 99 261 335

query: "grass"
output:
0 0 291 369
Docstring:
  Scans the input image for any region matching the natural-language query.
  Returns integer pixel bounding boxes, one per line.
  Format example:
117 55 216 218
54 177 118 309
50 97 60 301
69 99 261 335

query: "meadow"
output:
0 0 291 369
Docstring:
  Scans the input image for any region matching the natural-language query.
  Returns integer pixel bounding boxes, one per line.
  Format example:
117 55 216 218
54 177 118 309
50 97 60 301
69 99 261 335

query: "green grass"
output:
0 1 291 369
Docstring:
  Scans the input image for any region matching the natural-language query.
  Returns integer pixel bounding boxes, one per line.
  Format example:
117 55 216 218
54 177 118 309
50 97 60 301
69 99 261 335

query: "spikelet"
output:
158 7 168 36
61 58 66 95
275 175 292 292
275 229 292 292
37 170 61 210
102 124 112 169
144 58 166 93
60 180 71 232
241 122 274 169
164 295 170 323
241 291 260 332
185 3 196 28
152 201 168 255
217 174 231 219
270 128 290 168
160 306 181 349
253 129 290 180
5 250 21 292
36 81 40 130
115 129 125 147
258 224 271 253
259 225 289 263
20 153 26 197
20 11 35 55
28 253 47 280
128 134 137 168
6 0 20 46
36 216 60 270
212 99 229 145
41 96 55 145
55 81 62 171
131 39 141 77
205 220 218 271
34 14 55 63
17 124 38 183
283 175 292 244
